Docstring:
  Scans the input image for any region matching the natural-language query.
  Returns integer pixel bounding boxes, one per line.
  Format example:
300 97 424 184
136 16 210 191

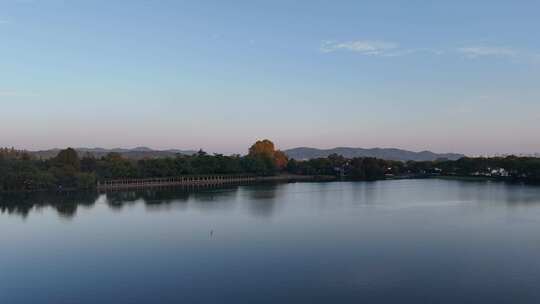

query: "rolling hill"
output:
284 147 464 162
31 147 197 159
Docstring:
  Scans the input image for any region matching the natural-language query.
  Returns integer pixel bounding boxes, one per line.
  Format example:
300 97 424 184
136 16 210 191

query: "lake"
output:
2 179 540 303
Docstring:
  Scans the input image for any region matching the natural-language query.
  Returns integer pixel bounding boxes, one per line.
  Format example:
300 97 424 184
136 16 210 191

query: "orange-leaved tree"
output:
248 139 288 170
274 150 289 170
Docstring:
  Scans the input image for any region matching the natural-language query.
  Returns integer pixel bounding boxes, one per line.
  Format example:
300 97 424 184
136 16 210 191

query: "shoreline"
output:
0 174 338 194
2 174 538 195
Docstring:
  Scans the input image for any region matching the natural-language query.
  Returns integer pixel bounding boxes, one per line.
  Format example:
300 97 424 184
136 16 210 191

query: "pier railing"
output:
97 175 257 190
97 174 336 191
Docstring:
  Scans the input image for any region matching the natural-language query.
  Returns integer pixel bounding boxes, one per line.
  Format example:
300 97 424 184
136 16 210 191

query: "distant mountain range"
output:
30 146 464 162
31 147 198 159
284 147 464 162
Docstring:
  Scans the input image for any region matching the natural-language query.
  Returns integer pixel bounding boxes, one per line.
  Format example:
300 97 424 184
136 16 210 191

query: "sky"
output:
1 0 539 155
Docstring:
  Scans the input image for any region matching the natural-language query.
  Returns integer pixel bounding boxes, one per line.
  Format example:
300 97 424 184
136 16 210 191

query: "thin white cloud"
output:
321 41 538 64
321 40 398 55
321 40 443 57
383 48 444 57
457 45 540 64
457 46 518 58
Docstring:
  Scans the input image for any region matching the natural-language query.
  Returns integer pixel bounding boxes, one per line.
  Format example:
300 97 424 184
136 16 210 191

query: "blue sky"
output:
1 0 539 155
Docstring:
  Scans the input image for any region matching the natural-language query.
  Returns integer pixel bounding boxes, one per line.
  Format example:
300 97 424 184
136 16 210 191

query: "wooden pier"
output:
97 174 335 191
97 175 257 191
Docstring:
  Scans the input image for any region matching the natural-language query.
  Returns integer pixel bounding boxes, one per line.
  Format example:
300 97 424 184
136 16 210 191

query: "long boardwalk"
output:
97 174 333 191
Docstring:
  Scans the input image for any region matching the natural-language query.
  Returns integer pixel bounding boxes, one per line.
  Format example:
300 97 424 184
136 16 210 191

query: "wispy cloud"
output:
321 40 443 57
457 46 518 58
321 40 398 55
321 40 538 64
456 45 540 64
383 48 444 57
0 19 10 24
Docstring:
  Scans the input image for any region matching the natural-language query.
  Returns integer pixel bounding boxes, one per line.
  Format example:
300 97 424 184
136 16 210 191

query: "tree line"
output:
1 140 540 192
404 156 540 182
0 140 288 192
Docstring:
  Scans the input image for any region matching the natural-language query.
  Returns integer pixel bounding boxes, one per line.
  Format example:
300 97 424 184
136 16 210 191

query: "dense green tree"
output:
81 153 98 173
97 153 137 179
54 148 80 171
50 148 82 188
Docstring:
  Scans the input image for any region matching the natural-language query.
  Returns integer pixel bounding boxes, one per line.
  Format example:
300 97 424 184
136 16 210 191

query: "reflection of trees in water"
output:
451 181 540 207
117 183 283 214
350 181 379 206
241 183 281 217
500 184 540 207
105 188 191 211
0 182 360 220
3 182 540 219
0 191 99 219
104 184 241 211
186 187 240 212
105 191 143 210
0 185 244 218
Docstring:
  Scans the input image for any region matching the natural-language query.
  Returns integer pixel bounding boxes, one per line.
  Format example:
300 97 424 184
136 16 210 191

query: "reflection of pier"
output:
97 174 333 191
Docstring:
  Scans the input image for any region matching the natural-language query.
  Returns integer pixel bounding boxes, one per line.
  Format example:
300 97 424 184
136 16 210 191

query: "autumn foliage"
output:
248 139 289 170
274 150 288 170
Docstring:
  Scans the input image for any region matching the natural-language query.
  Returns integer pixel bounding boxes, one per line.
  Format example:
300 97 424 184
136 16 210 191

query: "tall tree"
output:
54 148 80 171
249 139 288 171
249 139 276 158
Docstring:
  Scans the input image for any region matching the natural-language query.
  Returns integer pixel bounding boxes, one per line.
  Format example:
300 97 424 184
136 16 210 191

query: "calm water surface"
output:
2 179 540 303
